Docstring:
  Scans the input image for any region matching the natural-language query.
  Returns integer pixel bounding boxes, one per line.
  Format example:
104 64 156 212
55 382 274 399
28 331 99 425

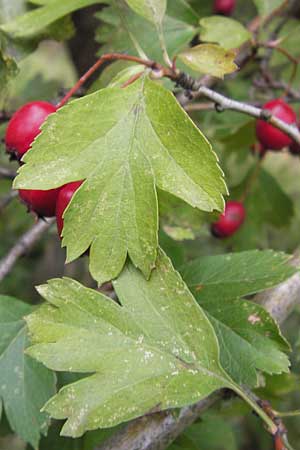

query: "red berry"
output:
5 101 56 159
256 99 296 151
211 201 246 238
213 0 236 15
56 181 83 237
19 187 60 218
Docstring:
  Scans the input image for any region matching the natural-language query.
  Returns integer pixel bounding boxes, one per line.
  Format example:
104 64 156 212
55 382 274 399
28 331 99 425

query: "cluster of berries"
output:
5 101 82 237
212 98 300 239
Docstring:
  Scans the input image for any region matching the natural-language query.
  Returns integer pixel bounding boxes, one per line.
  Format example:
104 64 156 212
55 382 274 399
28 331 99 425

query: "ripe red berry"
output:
5 101 56 159
19 187 60 218
213 0 236 15
56 181 83 237
211 201 246 238
256 99 296 151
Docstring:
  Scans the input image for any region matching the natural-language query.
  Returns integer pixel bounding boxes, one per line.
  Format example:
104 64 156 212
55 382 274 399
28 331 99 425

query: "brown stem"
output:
56 53 162 108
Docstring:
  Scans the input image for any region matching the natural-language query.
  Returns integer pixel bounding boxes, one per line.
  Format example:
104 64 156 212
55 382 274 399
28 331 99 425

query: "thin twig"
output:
0 166 16 180
56 53 162 108
0 218 55 282
0 190 18 212
172 74 300 144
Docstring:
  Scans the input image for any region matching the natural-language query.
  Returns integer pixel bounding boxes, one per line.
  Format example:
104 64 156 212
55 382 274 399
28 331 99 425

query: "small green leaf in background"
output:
14 76 226 284
181 250 295 385
125 0 166 25
25 251 235 437
96 1 197 64
199 16 251 50
0 295 56 449
179 44 237 78
252 0 286 19
1 0 100 39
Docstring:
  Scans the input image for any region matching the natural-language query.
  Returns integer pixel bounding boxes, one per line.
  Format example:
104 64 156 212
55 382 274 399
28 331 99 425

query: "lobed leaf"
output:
14 76 226 284
25 251 233 437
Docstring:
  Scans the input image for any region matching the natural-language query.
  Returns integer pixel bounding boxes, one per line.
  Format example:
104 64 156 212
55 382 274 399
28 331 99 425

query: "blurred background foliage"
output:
0 0 300 449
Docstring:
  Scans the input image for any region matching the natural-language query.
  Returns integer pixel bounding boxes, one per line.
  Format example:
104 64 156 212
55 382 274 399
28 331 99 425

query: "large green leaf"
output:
25 251 235 437
14 76 226 284
182 251 294 385
0 295 56 449
179 44 237 78
96 2 196 64
125 0 166 25
199 16 251 50
1 0 100 39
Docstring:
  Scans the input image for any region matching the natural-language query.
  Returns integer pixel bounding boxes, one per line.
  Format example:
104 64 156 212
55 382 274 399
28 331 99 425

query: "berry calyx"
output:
256 99 296 151
19 187 60 218
251 142 266 158
5 101 56 160
56 181 83 237
213 0 236 15
211 201 246 238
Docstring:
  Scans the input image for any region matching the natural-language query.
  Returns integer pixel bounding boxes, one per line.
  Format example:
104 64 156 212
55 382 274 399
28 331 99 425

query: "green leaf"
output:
179 44 237 78
181 250 297 301
25 250 234 437
14 76 226 284
125 0 166 25
96 2 196 64
199 16 251 50
181 250 293 385
0 295 56 449
252 0 286 19
1 0 101 39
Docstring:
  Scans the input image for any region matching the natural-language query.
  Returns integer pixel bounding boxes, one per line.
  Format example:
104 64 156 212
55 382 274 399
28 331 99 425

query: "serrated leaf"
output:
205 299 290 385
181 250 297 301
0 295 56 449
14 76 226 284
179 44 237 78
96 2 196 64
125 0 166 25
25 251 235 437
252 0 286 19
199 16 251 50
181 250 293 385
1 0 100 39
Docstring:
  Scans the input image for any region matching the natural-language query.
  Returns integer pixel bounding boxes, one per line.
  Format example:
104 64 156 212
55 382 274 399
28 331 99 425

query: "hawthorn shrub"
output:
0 1 300 450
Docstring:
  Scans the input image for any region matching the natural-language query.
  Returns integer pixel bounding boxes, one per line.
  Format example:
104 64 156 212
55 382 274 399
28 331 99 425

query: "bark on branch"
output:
0 218 55 282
